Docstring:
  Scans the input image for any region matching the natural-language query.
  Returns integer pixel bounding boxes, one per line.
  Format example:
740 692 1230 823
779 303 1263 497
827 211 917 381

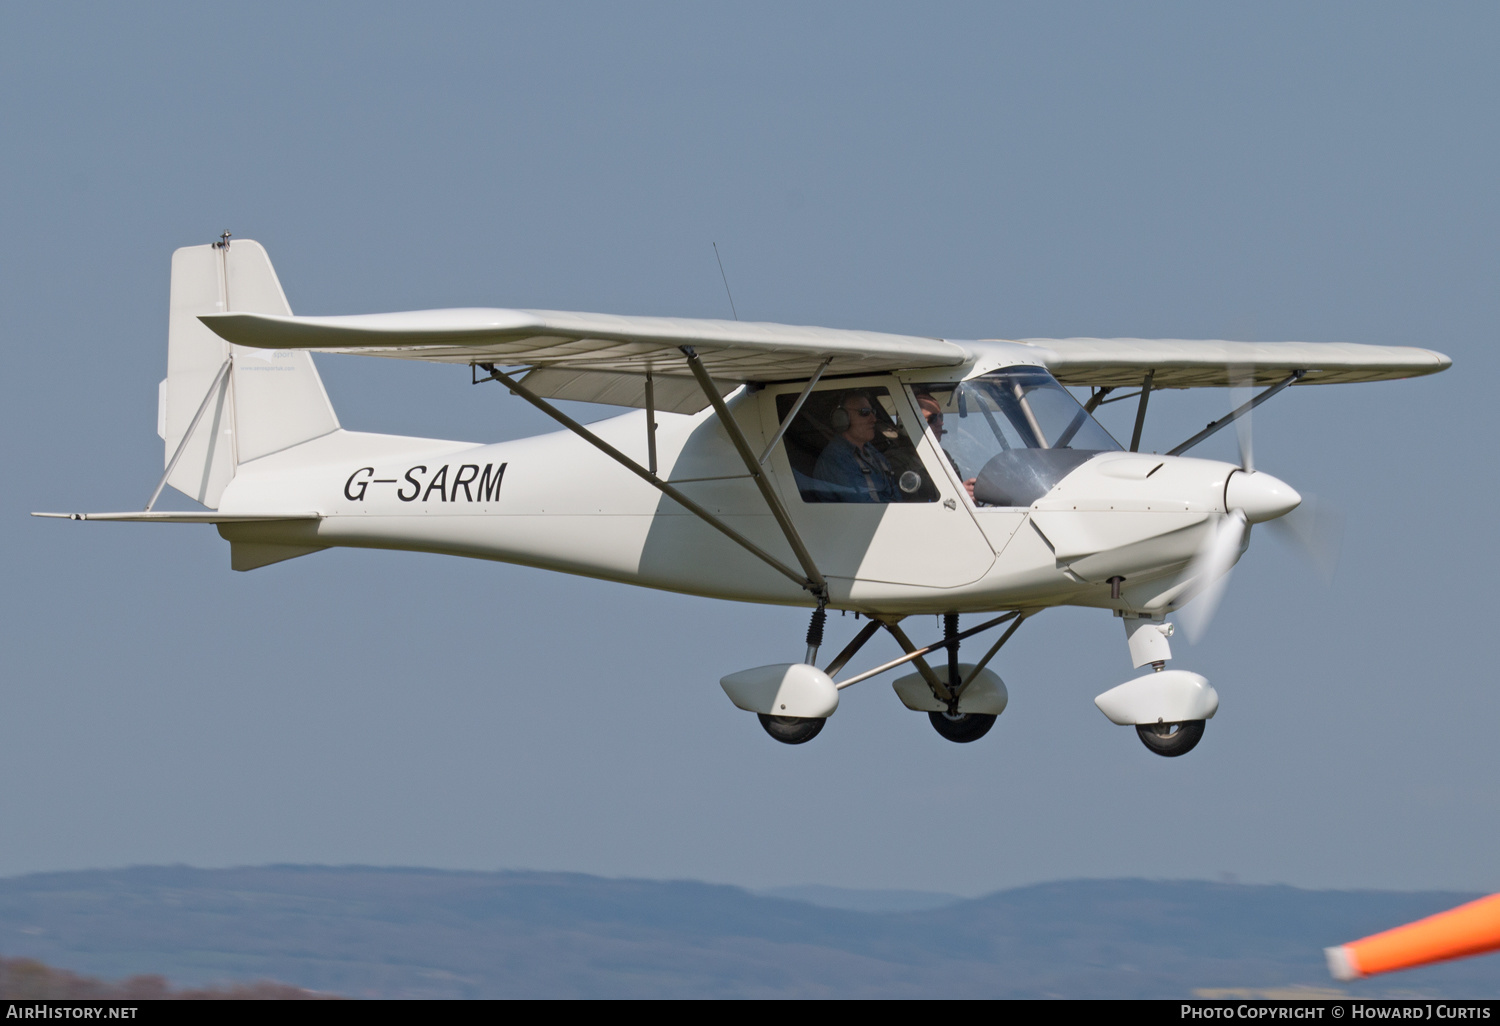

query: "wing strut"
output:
476 363 820 596
1130 370 1154 452
758 357 830 465
1166 370 1305 457
1083 386 1114 413
680 346 828 603
643 369 658 476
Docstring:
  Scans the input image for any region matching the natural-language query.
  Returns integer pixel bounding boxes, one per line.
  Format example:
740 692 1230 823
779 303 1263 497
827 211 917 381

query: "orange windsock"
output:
1326 892 1500 980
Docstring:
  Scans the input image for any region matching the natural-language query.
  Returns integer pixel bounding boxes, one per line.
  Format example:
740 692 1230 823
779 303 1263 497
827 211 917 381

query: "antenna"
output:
712 242 739 320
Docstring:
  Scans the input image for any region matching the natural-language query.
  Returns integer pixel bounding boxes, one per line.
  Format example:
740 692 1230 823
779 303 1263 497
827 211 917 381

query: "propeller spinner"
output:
1176 377 1304 642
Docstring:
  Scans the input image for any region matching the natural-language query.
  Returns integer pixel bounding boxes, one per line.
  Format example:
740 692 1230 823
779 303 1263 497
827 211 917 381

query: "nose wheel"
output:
1105 619 1216 757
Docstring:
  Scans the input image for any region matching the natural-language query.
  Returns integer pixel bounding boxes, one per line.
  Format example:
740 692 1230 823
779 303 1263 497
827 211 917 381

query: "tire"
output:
928 711 997 744
1135 719 1205 757
758 714 826 745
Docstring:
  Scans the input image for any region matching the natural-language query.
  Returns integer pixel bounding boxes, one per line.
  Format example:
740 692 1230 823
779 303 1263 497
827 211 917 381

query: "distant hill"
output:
753 885 964 913
0 866 1494 999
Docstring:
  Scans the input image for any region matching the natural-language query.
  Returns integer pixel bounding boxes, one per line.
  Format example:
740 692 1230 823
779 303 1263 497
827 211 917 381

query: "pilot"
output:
915 392 978 502
812 392 902 502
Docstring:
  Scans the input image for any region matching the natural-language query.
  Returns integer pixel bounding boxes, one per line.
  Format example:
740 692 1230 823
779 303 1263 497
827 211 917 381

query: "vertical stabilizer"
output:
160 239 338 507
225 242 339 463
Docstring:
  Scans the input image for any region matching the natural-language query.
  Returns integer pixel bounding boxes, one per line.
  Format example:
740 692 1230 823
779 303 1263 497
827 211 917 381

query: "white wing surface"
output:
201 309 964 378
200 310 1451 411
1018 338 1451 388
201 308 969 414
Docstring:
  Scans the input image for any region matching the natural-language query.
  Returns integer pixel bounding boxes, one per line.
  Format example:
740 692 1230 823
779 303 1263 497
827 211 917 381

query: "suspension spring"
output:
806 605 827 650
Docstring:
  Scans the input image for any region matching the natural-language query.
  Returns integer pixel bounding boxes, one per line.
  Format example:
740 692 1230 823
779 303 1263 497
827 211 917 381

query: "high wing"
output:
200 310 1452 413
1019 338 1451 388
201 309 967 413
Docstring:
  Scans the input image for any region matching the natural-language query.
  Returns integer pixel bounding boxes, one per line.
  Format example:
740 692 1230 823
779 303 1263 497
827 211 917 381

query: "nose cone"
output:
1225 470 1301 524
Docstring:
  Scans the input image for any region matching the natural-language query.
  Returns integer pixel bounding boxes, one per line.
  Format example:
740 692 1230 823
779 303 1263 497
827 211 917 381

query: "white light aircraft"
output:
38 237 1450 753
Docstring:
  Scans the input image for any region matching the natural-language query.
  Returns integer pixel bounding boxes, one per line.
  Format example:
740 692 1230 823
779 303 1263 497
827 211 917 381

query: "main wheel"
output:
1135 719 1205 757
928 710 997 744
758 714 826 745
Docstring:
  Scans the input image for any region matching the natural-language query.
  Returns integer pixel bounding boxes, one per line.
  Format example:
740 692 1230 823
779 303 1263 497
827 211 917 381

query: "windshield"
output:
912 368 1120 507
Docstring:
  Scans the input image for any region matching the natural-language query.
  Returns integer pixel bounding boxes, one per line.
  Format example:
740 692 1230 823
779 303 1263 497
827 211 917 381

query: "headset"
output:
828 391 869 433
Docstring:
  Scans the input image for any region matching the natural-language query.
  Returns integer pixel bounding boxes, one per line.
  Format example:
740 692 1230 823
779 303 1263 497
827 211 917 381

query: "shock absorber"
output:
944 612 961 697
805 603 828 665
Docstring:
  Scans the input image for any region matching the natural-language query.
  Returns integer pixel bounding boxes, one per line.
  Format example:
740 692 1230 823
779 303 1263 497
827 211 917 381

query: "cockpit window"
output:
913 368 1120 507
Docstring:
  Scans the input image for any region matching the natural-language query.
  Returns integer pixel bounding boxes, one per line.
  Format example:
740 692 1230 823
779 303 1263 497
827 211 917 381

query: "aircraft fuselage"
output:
217 374 1247 618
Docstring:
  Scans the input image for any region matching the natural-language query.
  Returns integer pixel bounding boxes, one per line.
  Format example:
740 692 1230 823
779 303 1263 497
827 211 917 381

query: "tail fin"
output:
159 238 338 507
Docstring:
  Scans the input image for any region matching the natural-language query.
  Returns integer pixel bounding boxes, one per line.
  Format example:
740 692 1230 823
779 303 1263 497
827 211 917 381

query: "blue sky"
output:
2 2 1496 895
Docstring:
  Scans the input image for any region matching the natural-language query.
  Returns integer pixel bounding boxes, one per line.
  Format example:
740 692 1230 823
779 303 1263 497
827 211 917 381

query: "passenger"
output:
915 392 978 502
812 392 902 502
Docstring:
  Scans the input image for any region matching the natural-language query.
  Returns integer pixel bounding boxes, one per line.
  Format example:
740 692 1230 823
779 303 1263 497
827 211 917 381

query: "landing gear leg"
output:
928 613 996 744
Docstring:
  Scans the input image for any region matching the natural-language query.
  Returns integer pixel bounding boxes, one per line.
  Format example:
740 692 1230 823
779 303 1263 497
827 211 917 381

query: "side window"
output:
776 387 939 504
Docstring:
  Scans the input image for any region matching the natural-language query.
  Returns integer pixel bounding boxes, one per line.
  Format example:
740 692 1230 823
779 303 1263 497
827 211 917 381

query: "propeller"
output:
1177 369 1324 642
1267 496 1344 585
1232 372 1255 473
1178 485 1342 642
1176 508 1250 643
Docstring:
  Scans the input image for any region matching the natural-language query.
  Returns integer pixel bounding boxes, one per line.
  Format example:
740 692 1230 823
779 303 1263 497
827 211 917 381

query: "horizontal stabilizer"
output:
33 511 320 523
